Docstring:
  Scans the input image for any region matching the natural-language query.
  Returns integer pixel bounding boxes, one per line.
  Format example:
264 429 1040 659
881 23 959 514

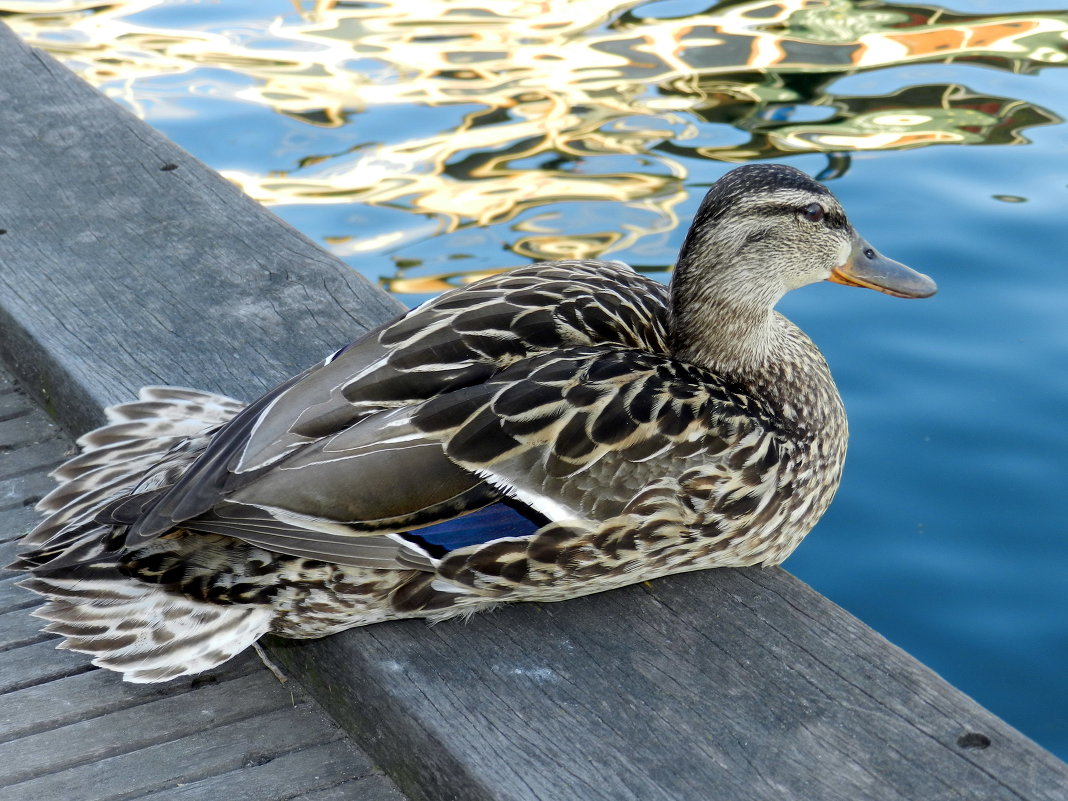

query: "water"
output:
5 0 1066 758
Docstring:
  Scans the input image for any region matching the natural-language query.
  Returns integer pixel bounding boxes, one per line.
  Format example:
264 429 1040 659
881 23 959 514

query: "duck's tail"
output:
20 571 273 682
10 387 273 682
13 386 244 568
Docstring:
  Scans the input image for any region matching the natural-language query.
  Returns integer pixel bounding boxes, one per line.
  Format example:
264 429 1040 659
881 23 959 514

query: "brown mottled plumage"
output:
9 164 936 682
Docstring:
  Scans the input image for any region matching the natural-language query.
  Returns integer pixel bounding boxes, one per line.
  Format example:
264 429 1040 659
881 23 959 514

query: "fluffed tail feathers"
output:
16 386 245 564
10 386 265 682
20 571 272 683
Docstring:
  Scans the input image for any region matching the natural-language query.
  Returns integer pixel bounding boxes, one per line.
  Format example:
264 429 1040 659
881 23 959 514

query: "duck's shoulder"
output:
382 259 671 358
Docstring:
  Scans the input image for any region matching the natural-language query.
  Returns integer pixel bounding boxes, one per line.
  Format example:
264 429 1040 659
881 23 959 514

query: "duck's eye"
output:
801 203 825 223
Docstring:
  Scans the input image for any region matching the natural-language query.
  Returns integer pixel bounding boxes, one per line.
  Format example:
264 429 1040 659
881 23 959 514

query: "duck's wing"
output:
410 347 790 524
122 262 670 549
183 345 789 573
186 406 503 569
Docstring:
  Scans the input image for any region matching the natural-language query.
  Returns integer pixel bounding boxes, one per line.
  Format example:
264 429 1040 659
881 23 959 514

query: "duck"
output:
10 163 936 682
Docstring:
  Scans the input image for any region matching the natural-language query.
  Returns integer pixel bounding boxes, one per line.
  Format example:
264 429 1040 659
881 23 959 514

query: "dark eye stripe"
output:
745 202 844 228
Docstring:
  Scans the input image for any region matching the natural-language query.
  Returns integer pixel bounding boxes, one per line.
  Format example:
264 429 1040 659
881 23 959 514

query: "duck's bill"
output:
828 236 937 299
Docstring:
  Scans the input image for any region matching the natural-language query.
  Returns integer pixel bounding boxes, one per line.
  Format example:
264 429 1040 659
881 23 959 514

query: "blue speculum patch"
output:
400 501 544 557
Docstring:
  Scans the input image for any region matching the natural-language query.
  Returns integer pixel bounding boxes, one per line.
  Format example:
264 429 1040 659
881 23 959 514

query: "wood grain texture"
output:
0 19 1064 801
0 656 257 744
270 568 1068 801
131 743 405 801
3 704 354 801
0 25 404 436
0 578 36 615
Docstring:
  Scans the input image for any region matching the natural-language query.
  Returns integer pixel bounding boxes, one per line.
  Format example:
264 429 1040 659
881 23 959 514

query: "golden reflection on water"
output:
2 0 1065 292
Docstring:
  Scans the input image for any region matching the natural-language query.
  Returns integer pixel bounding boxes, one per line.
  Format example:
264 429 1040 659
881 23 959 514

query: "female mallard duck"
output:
11 164 935 682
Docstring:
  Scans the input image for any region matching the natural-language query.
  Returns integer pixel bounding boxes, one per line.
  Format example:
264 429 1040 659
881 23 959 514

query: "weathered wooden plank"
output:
0 18 1064 801
0 439 68 481
0 576 35 614
0 389 67 549
0 638 93 693
0 386 33 417
0 670 300 785
0 536 26 566
2 704 351 801
0 410 60 448
131 741 396 801
0 464 57 509
287 776 409 801
0 492 52 540
0 606 55 652
271 566 1068 801
0 653 259 744
0 25 403 438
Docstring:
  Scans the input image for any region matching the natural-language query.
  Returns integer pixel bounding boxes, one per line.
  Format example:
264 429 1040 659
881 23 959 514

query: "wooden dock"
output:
1 20 1065 801
0 367 406 800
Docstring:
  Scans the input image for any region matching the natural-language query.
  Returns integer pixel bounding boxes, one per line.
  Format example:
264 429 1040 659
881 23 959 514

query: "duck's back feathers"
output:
121 262 669 544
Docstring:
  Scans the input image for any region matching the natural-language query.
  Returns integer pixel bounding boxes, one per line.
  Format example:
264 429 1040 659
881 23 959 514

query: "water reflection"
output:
687 82 1060 158
2 0 1064 280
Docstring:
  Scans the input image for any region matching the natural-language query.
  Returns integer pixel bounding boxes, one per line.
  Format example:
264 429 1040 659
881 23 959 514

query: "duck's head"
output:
669 163 936 369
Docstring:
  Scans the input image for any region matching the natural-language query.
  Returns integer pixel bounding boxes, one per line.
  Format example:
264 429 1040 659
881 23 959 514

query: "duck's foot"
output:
253 641 288 684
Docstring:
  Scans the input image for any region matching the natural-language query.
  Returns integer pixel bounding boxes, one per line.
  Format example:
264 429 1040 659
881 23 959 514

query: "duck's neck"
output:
668 262 845 436
668 270 782 379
